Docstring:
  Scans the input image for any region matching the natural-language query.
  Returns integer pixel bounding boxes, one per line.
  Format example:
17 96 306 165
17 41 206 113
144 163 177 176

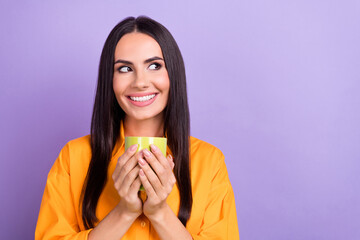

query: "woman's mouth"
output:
129 94 156 102
127 93 158 107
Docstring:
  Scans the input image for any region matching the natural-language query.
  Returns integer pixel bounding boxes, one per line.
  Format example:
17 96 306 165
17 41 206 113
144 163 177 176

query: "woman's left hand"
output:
137 144 176 219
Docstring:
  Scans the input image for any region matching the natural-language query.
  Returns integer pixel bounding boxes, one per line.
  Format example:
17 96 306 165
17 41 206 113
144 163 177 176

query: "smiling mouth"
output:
128 94 157 102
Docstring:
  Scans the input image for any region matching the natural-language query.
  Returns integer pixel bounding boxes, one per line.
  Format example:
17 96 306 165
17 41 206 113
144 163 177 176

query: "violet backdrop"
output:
0 0 359 239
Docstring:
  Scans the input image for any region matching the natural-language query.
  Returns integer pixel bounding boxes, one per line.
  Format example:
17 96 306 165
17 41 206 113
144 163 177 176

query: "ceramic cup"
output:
125 136 167 191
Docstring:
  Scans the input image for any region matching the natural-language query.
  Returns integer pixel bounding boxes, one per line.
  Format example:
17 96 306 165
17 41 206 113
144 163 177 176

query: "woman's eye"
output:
118 66 132 73
149 63 161 70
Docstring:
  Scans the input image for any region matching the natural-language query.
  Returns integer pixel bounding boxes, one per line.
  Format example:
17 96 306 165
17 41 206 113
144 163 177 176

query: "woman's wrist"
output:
88 202 141 240
144 203 170 224
115 201 142 221
145 203 193 240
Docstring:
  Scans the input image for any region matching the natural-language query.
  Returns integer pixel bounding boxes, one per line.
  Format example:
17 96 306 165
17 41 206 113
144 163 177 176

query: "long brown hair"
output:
81 16 192 229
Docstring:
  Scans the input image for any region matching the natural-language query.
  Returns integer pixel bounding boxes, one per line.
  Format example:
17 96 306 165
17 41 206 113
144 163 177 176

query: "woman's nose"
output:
132 71 149 89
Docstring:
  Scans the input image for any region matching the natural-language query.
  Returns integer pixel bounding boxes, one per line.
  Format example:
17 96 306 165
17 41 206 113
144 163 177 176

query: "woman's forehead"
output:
114 32 163 60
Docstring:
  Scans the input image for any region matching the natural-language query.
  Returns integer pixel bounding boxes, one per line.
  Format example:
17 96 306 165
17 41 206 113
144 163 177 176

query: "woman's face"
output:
113 32 170 122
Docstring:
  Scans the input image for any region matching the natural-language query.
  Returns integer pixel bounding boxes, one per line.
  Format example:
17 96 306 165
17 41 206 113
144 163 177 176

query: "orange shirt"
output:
35 124 240 240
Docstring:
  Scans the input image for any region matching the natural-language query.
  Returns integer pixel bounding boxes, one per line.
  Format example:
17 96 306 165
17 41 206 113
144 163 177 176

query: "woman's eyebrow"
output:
114 56 164 65
143 56 164 63
114 59 132 65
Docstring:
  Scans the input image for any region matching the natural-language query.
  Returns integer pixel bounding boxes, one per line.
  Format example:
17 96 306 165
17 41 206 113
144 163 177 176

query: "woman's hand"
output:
137 144 176 220
112 144 143 219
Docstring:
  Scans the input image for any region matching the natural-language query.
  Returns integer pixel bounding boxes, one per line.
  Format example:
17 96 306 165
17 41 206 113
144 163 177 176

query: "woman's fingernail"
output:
143 149 151 157
130 144 138 151
138 158 145 166
169 155 173 161
150 144 157 152
139 169 145 176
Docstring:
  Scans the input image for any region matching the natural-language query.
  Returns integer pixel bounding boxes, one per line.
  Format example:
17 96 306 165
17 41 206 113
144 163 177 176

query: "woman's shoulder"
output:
190 136 224 156
45 135 91 177
65 134 91 151
57 135 92 164
189 136 225 168
189 136 230 190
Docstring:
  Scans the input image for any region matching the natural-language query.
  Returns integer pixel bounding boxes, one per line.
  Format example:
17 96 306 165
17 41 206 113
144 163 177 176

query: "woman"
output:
35 16 239 240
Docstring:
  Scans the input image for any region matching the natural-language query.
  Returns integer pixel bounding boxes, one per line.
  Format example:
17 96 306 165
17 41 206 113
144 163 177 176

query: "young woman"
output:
35 16 239 240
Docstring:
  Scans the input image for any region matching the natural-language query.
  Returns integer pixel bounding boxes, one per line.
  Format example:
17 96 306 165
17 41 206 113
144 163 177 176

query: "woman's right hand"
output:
89 145 142 239
112 144 142 219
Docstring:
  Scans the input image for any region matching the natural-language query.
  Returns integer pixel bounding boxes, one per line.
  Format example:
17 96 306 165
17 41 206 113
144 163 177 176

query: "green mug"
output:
125 136 167 191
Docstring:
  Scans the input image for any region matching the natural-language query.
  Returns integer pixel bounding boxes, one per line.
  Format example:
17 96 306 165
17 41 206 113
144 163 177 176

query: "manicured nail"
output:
150 144 157 152
139 169 145 176
130 144 138 151
138 158 145 166
143 149 151 157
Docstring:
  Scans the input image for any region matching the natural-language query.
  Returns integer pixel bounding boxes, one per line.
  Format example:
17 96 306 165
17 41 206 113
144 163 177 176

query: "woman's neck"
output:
123 114 165 137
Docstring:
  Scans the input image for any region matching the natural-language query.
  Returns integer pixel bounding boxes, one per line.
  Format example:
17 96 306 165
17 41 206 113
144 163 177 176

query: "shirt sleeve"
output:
192 152 240 240
35 143 93 240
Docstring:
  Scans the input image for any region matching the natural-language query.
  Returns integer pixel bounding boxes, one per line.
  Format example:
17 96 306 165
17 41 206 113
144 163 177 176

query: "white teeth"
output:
130 94 156 102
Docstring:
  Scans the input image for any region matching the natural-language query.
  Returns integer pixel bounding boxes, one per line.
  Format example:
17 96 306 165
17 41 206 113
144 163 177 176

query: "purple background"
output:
1 0 359 239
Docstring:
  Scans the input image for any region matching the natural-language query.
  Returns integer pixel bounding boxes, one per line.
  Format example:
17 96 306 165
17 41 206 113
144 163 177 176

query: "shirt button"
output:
141 221 146 227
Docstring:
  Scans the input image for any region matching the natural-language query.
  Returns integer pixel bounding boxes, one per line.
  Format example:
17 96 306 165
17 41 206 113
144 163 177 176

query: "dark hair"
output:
81 16 192 229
